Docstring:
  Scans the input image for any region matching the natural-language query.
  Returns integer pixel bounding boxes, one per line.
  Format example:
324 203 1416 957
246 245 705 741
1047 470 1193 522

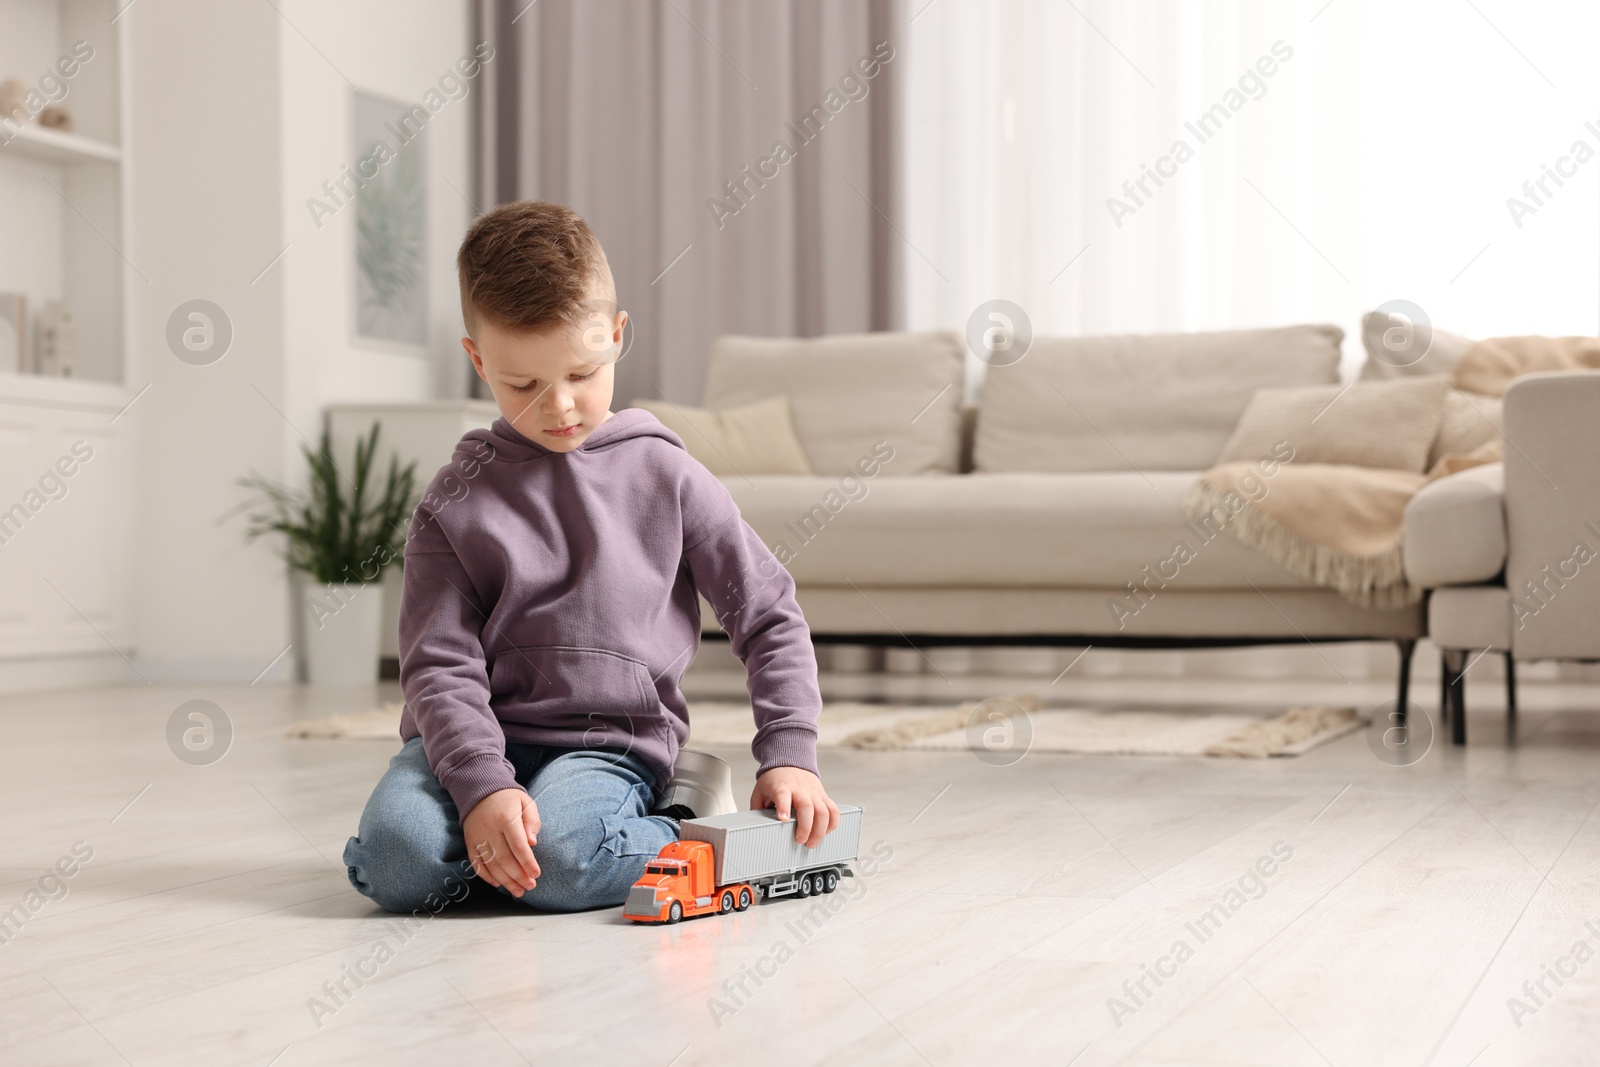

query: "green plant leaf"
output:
237 421 419 586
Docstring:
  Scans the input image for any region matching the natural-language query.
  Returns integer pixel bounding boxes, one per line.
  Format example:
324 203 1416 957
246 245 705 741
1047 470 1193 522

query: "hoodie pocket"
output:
488 645 661 751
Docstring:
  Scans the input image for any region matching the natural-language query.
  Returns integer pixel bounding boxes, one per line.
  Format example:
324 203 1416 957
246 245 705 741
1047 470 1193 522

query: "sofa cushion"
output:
975 325 1343 473
1403 463 1506 586
1218 377 1449 473
723 471 1308 589
704 331 964 477
629 395 814 476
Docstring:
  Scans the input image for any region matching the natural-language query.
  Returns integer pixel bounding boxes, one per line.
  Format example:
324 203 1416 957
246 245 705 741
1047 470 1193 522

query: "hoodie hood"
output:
466 407 685 462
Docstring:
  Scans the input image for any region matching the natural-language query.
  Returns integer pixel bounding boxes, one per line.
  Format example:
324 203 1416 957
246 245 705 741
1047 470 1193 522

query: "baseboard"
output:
128 654 298 684
0 652 138 694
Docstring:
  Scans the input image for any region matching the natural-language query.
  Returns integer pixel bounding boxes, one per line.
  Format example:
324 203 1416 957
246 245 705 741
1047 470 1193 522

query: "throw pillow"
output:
630 395 815 476
1428 389 1501 470
1358 309 1476 381
1218 377 1449 473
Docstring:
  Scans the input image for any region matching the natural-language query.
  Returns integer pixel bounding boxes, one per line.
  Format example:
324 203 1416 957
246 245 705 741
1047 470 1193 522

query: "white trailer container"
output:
681 806 863 899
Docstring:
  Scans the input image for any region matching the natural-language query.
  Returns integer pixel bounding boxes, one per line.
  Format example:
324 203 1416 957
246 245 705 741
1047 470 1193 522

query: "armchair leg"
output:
1442 648 1469 745
1394 638 1416 721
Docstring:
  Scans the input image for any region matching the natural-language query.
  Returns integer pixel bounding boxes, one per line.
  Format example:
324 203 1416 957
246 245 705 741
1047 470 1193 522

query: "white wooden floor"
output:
4 669 1600 1067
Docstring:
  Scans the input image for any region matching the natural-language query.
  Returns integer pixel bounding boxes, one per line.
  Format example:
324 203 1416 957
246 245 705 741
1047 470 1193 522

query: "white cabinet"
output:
0 388 132 658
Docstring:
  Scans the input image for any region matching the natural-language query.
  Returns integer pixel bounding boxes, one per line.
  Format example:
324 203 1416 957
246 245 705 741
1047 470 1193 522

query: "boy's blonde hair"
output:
456 200 616 339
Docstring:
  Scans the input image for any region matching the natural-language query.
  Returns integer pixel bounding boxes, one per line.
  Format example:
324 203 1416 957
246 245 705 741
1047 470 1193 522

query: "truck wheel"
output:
798 873 813 897
737 888 752 910
720 891 735 913
667 901 682 923
824 870 838 893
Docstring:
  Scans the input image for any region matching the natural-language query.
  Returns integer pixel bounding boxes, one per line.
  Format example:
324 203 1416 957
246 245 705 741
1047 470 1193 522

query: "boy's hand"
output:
751 767 840 849
462 788 541 895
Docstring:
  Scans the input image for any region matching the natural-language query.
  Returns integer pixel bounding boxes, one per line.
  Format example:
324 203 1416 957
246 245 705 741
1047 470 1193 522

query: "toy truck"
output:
623 805 863 923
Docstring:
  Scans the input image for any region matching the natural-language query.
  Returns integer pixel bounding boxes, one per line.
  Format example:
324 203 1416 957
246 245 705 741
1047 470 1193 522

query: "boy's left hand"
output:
751 767 840 848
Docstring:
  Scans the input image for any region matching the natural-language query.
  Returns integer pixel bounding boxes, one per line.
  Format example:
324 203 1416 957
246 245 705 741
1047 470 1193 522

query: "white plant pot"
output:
301 579 385 685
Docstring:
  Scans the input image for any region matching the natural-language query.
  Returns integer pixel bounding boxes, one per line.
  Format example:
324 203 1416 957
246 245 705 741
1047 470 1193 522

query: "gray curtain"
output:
474 0 904 407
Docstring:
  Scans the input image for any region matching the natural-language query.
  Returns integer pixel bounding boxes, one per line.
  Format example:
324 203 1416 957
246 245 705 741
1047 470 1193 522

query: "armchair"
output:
1403 371 1600 743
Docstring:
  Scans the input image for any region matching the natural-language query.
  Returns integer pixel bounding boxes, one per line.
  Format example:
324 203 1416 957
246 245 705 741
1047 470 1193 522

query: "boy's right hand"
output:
463 788 541 895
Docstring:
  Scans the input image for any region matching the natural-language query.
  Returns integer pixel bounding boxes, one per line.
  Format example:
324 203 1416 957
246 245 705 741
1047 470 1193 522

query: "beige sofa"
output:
1404 370 1600 743
690 325 1424 705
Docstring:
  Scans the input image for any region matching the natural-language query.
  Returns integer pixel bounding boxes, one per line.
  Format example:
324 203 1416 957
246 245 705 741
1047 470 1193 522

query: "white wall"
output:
129 0 472 682
277 0 478 436
128 0 289 682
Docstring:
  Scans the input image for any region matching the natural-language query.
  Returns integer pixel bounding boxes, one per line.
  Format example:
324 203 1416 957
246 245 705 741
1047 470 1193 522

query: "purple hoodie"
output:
396 407 822 821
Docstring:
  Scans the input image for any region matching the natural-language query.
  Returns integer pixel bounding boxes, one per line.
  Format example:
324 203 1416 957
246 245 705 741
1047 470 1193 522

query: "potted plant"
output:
239 422 417 685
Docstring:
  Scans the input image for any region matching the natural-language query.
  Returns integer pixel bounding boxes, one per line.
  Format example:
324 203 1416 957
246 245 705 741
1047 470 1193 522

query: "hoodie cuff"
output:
440 750 522 823
752 723 821 779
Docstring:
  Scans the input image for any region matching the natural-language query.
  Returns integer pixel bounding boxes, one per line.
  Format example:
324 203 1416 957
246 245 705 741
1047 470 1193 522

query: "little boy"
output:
343 201 839 914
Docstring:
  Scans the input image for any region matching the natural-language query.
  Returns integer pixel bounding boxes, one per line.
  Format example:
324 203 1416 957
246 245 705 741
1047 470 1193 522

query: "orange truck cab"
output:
622 840 754 923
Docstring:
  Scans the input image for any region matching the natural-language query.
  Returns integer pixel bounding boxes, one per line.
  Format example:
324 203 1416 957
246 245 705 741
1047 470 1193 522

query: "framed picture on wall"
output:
350 89 429 352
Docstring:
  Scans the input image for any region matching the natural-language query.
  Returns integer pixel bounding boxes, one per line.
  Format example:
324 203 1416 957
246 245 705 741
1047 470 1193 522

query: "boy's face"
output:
463 310 626 453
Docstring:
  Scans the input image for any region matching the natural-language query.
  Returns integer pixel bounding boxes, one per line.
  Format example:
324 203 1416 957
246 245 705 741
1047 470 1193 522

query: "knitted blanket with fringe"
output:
1186 464 1434 608
1183 334 1600 608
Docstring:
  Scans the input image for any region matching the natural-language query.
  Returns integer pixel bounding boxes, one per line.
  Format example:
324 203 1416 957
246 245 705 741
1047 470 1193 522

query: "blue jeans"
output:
342 736 680 914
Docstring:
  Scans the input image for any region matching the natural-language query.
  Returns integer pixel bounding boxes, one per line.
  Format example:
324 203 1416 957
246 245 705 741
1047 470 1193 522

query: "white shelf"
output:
0 0 136 673
0 124 121 166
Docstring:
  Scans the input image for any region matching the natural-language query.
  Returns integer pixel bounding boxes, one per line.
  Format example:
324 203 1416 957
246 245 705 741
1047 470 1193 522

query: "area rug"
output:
285 694 1362 758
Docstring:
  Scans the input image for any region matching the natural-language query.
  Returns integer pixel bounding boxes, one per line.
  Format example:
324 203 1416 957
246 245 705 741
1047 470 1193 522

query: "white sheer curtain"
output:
904 0 1600 395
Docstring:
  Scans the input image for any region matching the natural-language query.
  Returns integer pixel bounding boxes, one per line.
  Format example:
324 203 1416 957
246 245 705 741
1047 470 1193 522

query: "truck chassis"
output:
754 864 853 901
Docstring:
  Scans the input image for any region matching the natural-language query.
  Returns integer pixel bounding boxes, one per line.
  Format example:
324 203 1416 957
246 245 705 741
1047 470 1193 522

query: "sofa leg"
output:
1505 652 1518 741
1442 649 1468 745
1393 639 1416 723
1438 653 1450 726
